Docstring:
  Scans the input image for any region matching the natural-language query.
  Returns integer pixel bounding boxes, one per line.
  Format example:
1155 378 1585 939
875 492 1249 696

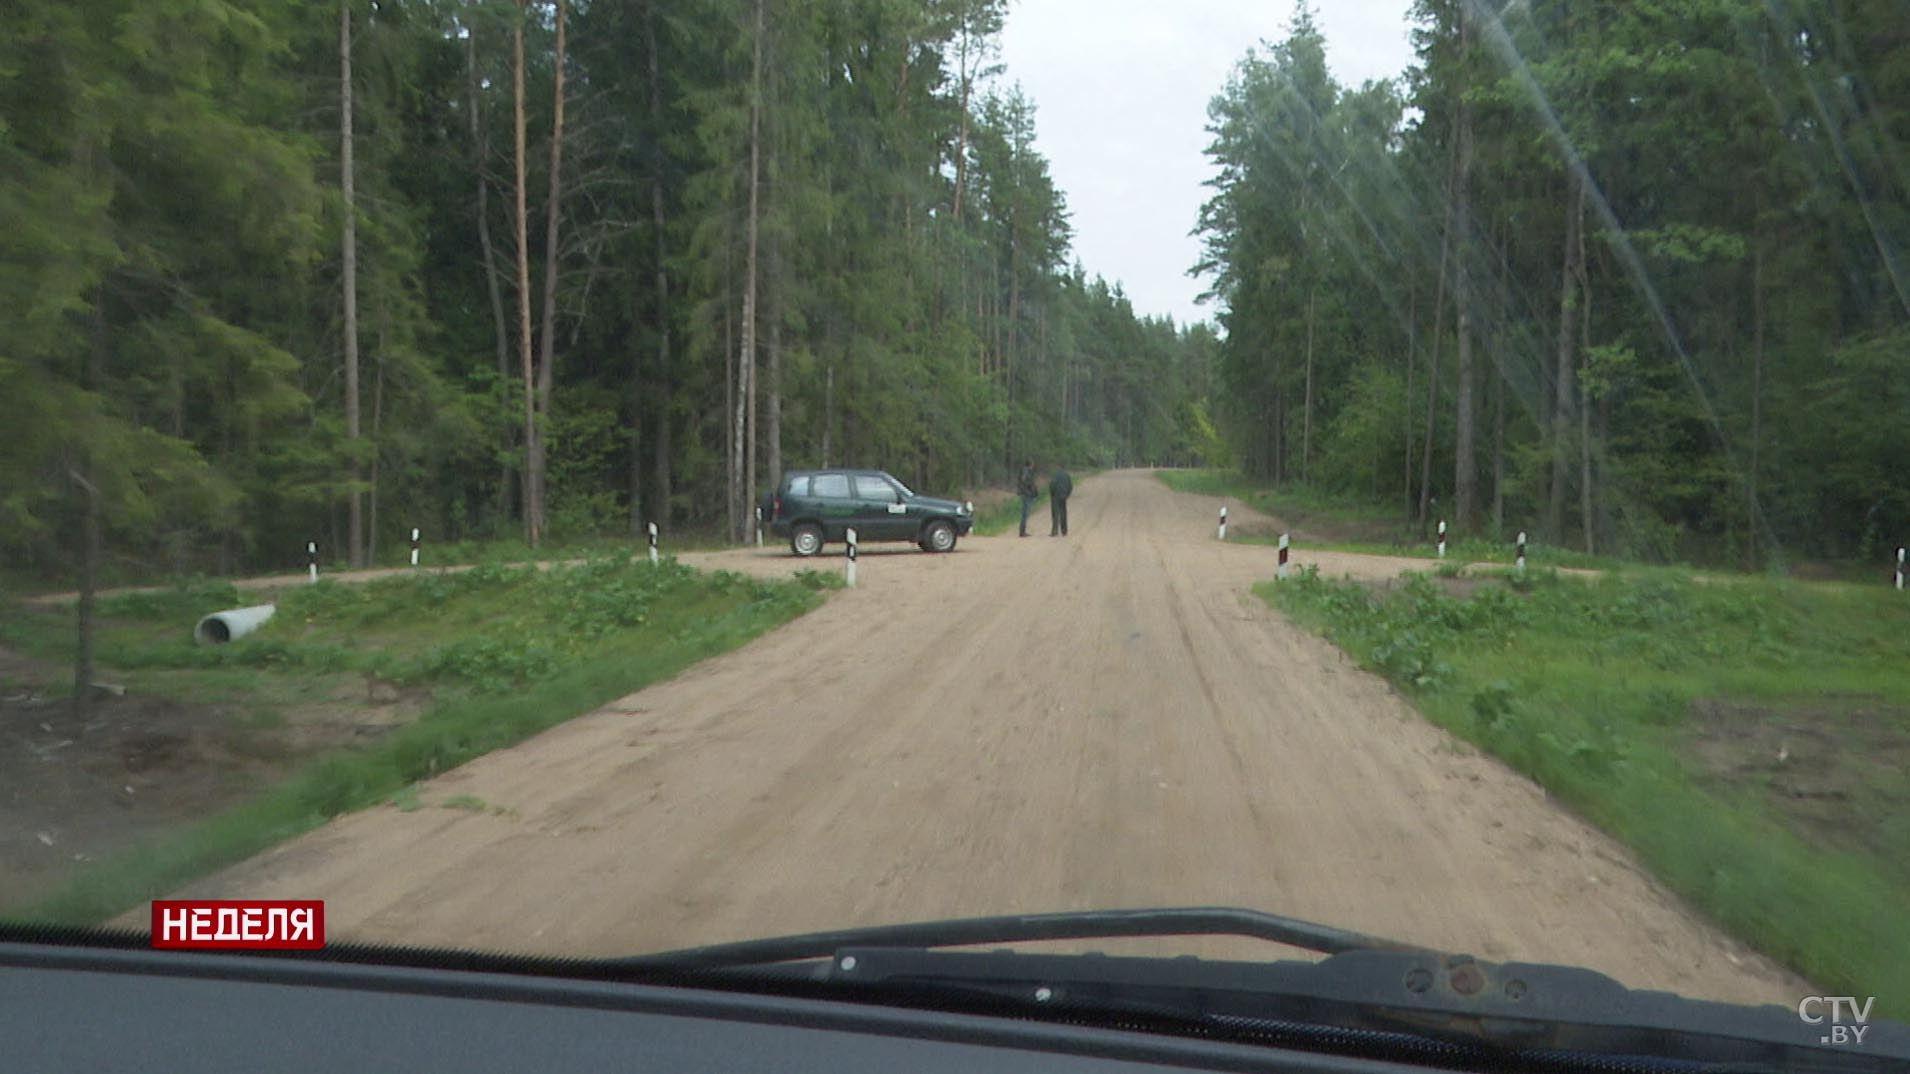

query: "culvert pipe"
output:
194 604 276 646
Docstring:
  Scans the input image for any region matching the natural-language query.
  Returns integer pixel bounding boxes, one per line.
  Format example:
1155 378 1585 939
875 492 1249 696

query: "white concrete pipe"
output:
195 604 276 645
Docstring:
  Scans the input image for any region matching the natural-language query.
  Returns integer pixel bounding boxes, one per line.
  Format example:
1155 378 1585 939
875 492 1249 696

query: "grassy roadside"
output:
974 492 1046 537
1263 566 1910 1015
5 557 838 925
1156 469 1651 572
1156 467 1400 531
971 470 1101 537
1 531 741 605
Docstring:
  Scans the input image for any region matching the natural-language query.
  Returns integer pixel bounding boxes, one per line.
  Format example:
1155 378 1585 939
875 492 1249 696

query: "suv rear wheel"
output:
922 520 957 553
791 523 823 557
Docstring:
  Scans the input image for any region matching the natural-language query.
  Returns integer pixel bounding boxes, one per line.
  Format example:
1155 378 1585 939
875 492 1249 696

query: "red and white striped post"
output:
1218 505 1228 541
1277 533 1290 580
1437 520 1448 559
647 522 659 566
1516 531 1527 574
306 541 318 584
845 527 859 588
1896 546 1905 591
409 528 421 567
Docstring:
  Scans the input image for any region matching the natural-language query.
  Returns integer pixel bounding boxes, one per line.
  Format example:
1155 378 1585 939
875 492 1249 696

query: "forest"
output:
1196 0 1909 566
3 0 1214 581
7 0 1906 586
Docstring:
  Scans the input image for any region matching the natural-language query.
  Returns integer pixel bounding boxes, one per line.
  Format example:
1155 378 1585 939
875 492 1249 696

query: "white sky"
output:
997 0 1419 327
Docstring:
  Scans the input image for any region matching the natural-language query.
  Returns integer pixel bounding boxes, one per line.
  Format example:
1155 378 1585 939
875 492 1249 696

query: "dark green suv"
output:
766 469 974 556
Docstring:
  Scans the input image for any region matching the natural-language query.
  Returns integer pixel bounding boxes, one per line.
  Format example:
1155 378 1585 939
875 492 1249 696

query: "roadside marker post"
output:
1516 531 1527 574
647 522 659 566
409 528 421 567
1437 520 1447 559
754 507 764 549
1277 533 1290 580
1897 546 1905 591
846 527 859 588
1218 506 1228 542
306 541 318 584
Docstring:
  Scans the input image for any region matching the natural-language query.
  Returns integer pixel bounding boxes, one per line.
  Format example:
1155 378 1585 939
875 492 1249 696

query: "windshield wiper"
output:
612 906 1420 970
617 907 1910 1073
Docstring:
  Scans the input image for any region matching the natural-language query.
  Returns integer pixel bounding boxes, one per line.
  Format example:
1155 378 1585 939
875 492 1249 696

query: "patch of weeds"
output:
794 569 847 591
388 785 422 813
97 580 245 622
441 794 489 812
1263 566 1910 1013
237 709 286 730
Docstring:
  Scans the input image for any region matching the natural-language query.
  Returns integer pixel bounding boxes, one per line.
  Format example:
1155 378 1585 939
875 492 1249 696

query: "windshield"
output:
2 0 1904 1053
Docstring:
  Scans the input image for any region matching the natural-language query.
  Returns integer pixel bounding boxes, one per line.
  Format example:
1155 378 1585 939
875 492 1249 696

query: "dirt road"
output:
152 470 1805 1005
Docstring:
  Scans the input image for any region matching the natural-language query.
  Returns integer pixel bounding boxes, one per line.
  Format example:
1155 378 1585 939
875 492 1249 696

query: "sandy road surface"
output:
151 470 1804 1005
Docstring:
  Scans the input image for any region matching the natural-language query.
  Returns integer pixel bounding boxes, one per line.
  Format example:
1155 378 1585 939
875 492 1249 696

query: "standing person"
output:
1049 466 1073 536
1016 459 1038 537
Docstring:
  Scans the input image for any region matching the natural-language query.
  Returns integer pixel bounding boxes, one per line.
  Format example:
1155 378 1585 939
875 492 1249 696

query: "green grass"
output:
1157 467 1398 528
1157 469 1655 571
10 556 833 926
1264 566 1910 1015
970 470 1100 537
367 531 738 570
973 492 1047 537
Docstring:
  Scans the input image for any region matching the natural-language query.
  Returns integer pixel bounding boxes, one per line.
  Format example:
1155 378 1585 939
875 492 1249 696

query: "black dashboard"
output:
2 943 1433 1074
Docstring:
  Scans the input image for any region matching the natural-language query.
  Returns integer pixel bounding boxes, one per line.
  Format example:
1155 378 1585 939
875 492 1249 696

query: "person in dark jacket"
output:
1049 467 1073 536
1016 460 1038 537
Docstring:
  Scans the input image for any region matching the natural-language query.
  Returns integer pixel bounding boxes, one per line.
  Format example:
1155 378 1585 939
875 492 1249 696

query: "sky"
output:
997 0 1419 327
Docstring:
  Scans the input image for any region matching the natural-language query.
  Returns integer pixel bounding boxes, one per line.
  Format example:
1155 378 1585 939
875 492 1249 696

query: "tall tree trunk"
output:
1418 118 1462 527
511 0 537 545
1747 237 1765 569
768 286 782 489
822 363 834 468
368 347 384 564
1491 223 1507 537
1451 53 1477 534
644 0 672 535
732 0 764 543
73 466 100 713
1491 357 1504 537
1547 177 1583 540
72 288 108 716
533 0 567 543
953 30 972 221
1302 285 1315 483
467 26 515 530
724 263 734 534
1578 204 1595 555
1404 279 1416 516
341 0 364 568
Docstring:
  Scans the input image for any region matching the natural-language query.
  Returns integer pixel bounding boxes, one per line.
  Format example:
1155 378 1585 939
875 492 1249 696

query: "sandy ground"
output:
139 470 1805 1006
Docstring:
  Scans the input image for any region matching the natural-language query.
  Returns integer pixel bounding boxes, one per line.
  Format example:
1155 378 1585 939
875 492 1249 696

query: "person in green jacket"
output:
1049 466 1073 536
1016 460 1038 537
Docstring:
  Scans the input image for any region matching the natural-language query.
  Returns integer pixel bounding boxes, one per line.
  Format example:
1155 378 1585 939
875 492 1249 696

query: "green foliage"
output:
97 581 245 623
1266 566 1910 1010
6 0 1214 584
21 558 825 927
1196 0 1910 567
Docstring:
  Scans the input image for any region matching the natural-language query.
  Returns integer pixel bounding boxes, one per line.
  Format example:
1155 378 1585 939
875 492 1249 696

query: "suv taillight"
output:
772 495 781 518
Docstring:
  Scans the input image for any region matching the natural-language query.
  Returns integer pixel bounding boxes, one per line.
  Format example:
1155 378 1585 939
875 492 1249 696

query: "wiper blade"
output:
809 945 1910 1072
612 906 1421 970
617 907 1910 1072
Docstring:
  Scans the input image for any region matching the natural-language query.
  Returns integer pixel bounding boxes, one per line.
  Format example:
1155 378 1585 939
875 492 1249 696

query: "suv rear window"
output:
784 475 810 497
811 473 850 499
853 474 895 500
